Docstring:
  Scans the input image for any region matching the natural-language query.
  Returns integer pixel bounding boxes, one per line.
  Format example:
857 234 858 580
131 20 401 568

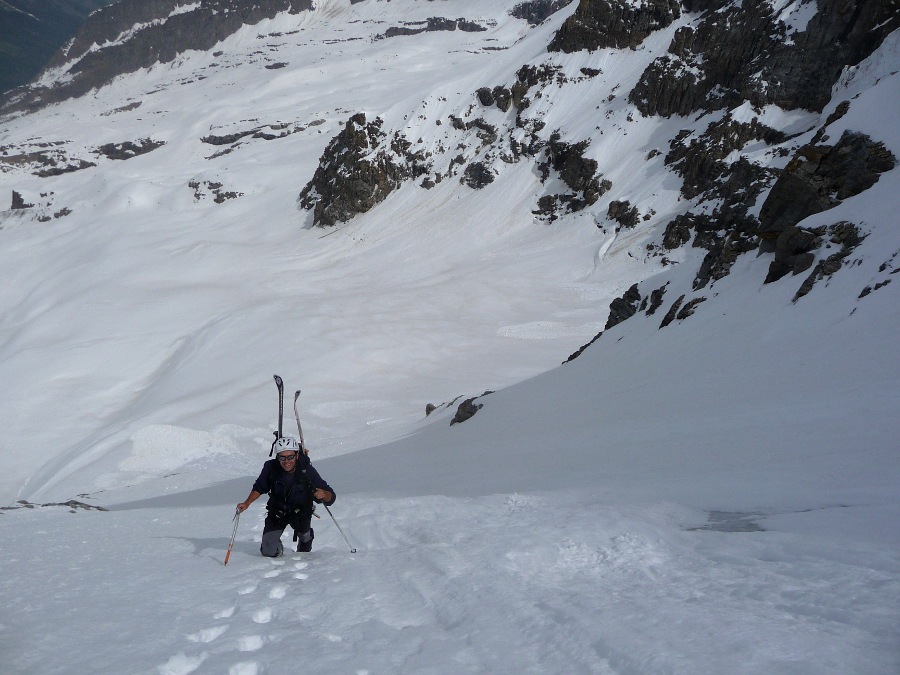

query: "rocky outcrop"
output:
758 0 899 112
629 0 898 117
658 294 685 328
450 118 499 147
764 226 821 284
565 280 670 362
3 0 314 111
0 145 96 178
534 133 611 221
607 200 639 230
511 0 573 26
450 391 493 426
860 252 899 298
665 116 786 201
691 207 764 290
548 0 680 52
201 129 260 146
11 190 33 210
605 283 641 329
659 198 768 289
510 63 565 113
461 162 496 189
630 1 780 116
299 113 429 227
0 499 108 512
674 296 706 321
792 222 866 300
476 86 513 112
656 125 893 298
96 138 165 160
655 114 789 288
653 122 893 299
659 201 768 291
379 17 489 40
758 131 896 242
189 179 243 204
201 121 314 150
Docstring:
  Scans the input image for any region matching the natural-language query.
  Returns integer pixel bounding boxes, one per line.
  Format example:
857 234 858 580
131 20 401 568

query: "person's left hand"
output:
313 488 332 502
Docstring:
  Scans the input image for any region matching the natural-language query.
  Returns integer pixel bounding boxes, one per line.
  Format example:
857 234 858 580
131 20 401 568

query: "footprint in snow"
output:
158 651 208 675
228 662 259 675
262 569 280 578
269 584 287 600
186 625 228 643
252 608 272 624
237 585 257 595
214 606 236 619
294 572 309 580
238 635 266 652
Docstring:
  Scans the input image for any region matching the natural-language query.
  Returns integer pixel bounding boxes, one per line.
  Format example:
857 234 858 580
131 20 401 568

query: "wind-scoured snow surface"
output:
0 1 898 673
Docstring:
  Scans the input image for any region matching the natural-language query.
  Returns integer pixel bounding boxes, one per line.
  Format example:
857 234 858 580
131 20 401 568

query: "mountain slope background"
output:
0 0 121 95
0 1 897 672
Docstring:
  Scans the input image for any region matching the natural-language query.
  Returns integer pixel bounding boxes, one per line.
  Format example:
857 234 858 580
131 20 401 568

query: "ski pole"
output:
292 388 350 551
324 504 356 553
224 507 241 565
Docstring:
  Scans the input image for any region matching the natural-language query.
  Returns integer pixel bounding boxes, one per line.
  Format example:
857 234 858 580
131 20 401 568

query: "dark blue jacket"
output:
252 455 336 509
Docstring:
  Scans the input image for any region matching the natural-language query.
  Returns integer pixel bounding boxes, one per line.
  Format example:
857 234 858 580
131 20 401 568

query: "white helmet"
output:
273 436 300 454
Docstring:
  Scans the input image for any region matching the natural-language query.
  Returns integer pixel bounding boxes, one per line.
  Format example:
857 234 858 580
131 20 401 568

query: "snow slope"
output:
1 0 620 504
0 1 898 673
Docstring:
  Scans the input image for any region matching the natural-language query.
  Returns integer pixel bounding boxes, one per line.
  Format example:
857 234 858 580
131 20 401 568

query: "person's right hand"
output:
236 502 248 513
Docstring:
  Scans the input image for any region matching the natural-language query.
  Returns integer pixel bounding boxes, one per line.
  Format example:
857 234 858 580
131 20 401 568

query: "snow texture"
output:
0 1 897 673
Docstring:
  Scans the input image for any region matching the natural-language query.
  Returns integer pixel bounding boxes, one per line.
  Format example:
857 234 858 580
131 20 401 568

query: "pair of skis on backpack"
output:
271 374 304 456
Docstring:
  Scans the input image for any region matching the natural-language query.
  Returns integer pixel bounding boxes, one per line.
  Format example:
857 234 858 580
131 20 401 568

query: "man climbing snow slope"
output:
237 436 336 556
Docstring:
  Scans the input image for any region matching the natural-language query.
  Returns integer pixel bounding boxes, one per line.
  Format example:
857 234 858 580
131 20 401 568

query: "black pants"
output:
260 502 313 556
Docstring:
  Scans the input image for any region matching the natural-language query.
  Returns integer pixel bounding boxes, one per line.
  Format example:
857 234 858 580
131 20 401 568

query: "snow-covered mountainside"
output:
0 0 120 95
0 1 898 672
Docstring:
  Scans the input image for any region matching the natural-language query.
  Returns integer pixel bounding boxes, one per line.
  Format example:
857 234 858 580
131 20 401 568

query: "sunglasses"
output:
277 453 297 462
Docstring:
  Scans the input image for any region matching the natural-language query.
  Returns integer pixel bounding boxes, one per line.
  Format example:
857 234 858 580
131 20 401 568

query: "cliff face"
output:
548 0 681 52
0 0 119 95
628 0 899 116
2 0 313 111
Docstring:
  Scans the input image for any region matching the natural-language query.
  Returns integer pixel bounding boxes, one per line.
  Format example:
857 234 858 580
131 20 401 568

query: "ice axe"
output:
224 506 241 566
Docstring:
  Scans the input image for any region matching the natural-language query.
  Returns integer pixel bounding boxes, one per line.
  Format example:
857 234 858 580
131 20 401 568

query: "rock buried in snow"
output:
0 499 108 513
